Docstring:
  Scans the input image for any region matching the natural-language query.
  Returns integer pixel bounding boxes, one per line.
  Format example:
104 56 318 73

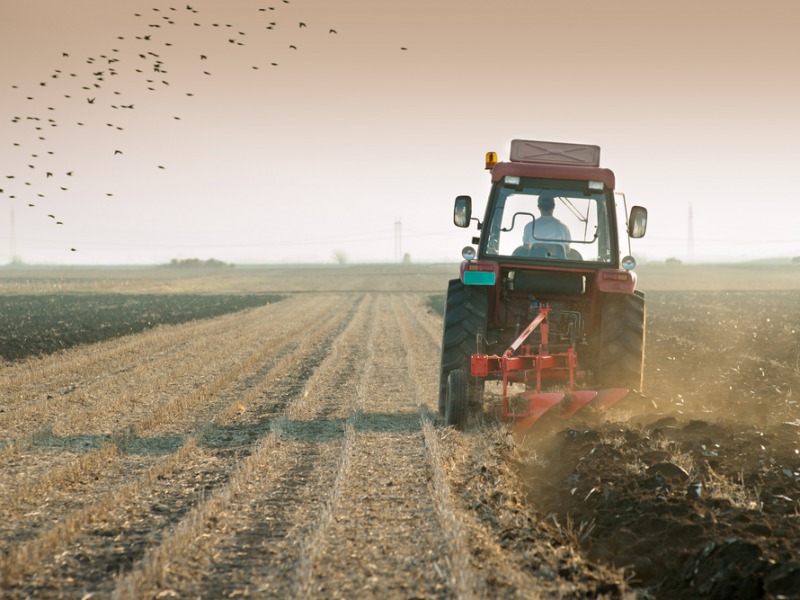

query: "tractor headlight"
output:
462 246 477 261
621 255 637 270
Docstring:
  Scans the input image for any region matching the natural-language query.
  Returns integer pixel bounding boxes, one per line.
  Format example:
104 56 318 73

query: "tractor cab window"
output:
483 184 614 263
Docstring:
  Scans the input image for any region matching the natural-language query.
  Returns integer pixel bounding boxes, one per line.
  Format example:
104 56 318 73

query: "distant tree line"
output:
164 258 234 268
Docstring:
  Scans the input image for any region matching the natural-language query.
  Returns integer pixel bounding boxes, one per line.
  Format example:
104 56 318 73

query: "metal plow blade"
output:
511 389 630 433
561 390 600 418
511 392 565 432
511 390 597 432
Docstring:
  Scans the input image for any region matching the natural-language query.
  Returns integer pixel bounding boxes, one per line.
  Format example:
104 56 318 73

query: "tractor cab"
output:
454 140 647 270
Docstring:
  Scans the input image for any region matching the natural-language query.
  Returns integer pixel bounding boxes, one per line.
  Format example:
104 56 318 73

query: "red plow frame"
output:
470 304 629 432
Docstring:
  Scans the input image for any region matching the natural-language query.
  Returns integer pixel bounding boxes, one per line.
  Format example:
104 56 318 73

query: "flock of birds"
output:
3 2 408 255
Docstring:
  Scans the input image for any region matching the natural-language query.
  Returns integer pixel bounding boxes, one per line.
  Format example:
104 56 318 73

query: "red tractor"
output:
440 139 648 430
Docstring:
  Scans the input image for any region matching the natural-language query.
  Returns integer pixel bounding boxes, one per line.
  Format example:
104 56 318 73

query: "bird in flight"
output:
114 150 123 155
299 22 306 27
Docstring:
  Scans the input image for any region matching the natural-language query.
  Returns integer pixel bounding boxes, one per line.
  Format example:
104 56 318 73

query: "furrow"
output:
392 293 477 599
0 296 349 523
0 295 329 447
291 300 380 596
0 295 360 593
111 294 379 599
303 294 449 597
0 299 281 409
0 296 329 498
0 299 302 439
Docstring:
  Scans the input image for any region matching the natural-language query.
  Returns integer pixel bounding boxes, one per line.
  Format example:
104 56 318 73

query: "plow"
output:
440 139 648 432
466 302 630 432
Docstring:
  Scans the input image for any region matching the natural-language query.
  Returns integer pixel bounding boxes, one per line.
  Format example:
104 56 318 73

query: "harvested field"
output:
0 263 798 599
0 293 283 362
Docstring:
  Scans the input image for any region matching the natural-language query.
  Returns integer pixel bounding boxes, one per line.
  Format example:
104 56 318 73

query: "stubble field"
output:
0 263 798 599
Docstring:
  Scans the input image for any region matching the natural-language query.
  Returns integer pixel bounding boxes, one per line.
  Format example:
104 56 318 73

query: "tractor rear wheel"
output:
597 291 646 392
438 279 488 415
444 369 469 428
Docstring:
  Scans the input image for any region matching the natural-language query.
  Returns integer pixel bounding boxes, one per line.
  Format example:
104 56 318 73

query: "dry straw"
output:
111 429 282 599
1 436 200 587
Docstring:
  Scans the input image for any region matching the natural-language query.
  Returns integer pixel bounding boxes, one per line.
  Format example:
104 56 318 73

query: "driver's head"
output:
538 194 555 214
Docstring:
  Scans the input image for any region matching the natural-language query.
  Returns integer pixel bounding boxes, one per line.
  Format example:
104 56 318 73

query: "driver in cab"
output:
521 194 571 258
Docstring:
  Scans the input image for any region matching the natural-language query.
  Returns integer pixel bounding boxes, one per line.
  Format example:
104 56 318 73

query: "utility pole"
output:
394 219 402 262
687 204 694 263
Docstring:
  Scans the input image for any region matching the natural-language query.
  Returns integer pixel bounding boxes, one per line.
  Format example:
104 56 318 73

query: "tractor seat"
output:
530 243 566 259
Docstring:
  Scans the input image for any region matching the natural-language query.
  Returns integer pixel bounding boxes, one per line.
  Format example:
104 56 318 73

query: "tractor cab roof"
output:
489 139 616 190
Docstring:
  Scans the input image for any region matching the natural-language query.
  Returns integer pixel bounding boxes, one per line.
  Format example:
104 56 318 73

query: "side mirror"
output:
628 205 648 238
454 195 472 228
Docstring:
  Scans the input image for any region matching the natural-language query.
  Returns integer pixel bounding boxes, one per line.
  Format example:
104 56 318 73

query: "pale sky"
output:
1 0 799 265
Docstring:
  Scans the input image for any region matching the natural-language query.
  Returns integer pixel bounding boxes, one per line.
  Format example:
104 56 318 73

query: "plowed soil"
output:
1 264 798 599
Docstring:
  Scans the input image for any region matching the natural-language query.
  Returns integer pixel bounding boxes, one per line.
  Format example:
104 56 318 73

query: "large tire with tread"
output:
444 369 469 428
438 279 488 415
597 291 646 392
